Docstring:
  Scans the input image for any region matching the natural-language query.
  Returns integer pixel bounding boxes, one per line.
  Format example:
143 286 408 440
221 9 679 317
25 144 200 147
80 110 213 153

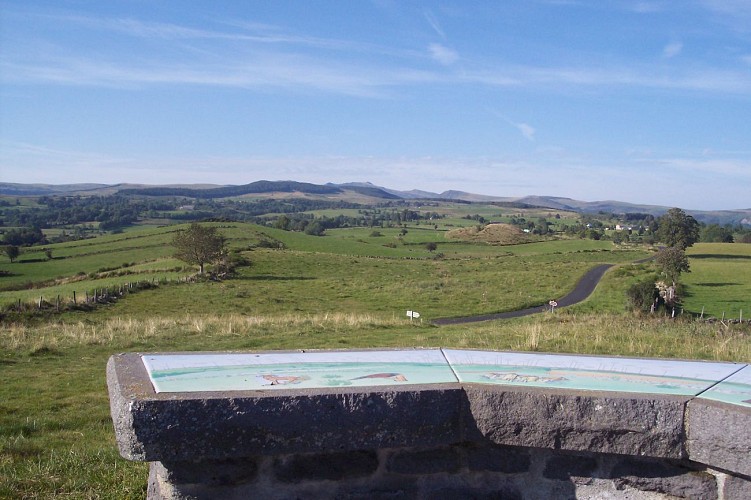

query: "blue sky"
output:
1 1 750 210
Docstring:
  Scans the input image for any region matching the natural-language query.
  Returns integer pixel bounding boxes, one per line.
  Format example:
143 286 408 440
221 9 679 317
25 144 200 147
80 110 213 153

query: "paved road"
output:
433 264 614 325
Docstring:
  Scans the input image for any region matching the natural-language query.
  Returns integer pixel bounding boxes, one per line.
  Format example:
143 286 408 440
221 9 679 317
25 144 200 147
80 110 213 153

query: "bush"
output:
254 238 286 249
626 279 659 312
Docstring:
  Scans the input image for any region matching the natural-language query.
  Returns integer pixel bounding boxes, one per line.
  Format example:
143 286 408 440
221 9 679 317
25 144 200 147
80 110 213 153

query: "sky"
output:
1 1 750 211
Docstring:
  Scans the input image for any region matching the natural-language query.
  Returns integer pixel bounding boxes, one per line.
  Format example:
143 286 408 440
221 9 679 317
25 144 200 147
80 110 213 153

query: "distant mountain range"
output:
1 180 749 226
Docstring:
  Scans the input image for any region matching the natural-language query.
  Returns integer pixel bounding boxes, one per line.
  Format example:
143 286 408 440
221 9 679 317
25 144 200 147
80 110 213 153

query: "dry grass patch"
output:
445 223 532 245
1 313 407 352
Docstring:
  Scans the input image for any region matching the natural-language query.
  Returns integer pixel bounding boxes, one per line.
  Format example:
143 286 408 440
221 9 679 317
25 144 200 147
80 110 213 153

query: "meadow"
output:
1 221 750 498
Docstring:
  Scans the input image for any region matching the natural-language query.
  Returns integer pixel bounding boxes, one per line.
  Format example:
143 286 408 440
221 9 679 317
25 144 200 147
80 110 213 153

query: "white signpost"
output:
407 310 421 322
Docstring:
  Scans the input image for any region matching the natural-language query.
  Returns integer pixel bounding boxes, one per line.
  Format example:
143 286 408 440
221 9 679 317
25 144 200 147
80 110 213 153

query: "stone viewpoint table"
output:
107 349 751 499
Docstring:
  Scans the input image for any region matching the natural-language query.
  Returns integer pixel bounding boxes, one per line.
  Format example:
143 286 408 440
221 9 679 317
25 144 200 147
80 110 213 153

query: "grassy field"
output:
1 223 750 497
684 243 751 320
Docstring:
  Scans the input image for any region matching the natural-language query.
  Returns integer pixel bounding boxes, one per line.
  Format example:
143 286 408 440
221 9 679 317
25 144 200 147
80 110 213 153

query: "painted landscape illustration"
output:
143 350 751 407
2 1 751 497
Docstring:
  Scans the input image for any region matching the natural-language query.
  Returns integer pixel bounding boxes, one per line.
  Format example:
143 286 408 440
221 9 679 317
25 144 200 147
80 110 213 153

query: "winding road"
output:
433 264 614 325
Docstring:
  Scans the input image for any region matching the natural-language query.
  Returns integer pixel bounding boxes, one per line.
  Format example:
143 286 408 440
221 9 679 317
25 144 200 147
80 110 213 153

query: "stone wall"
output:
148 444 751 499
107 352 751 499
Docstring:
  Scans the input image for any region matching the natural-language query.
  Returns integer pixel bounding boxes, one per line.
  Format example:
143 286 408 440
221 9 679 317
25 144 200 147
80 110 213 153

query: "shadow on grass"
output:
690 254 751 260
242 275 316 281
696 282 741 287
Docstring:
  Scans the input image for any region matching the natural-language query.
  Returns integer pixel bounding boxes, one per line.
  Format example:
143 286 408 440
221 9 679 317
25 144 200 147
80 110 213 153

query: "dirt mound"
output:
445 223 530 245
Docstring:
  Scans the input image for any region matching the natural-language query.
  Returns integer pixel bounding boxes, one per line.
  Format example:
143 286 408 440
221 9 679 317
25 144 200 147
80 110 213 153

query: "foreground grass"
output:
2 312 749 498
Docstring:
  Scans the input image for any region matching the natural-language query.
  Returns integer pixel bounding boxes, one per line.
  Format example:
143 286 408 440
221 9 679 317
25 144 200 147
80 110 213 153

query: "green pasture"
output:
683 243 751 319
85 248 599 320
2 222 747 320
2 222 649 319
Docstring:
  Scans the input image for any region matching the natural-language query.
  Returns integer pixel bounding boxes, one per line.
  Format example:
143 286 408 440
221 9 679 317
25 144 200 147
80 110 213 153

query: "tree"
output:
657 208 700 249
172 223 226 274
425 242 438 252
4 245 20 263
701 224 734 243
655 246 690 285
274 215 291 231
304 221 325 236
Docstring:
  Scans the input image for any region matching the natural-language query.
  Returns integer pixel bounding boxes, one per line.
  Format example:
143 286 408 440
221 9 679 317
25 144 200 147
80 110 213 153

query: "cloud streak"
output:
3 8 751 98
429 43 459 65
4 47 750 97
662 41 683 58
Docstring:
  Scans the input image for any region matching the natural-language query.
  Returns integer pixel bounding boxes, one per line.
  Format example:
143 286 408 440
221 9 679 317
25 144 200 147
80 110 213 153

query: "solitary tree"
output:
425 242 438 252
656 246 690 285
657 208 700 249
4 245 20 263
172 223 226 274
274 215 291 231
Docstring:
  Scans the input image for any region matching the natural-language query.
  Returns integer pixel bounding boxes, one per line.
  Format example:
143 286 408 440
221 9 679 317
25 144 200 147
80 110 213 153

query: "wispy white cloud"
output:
424 10 446 39
0 48 441 97
516 123 536 141
43 13 360 51
700 0 751 18
5 44 751 97
699 0 751 31
488 110 536 141
644 156 751 178
3 8 751 98
428 43 459 65
662 41 683 58
466 63 751 94
632 2 664 14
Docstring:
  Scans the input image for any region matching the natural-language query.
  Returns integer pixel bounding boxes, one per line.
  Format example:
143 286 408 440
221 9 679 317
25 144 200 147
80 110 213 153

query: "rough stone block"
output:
155 458 258 487
610 457 717 499
331 473 420 499
273 450 379 483
386 447 461 475
465 443 531 474
427 485 523 500
542 452 599 481
686 399 751 477
722 474 751 500
462 385 688 459
107 353 464 462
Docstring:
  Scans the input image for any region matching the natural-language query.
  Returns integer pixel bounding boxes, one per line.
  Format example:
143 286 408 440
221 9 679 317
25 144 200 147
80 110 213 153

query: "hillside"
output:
445 223 532 245
1 181 749 225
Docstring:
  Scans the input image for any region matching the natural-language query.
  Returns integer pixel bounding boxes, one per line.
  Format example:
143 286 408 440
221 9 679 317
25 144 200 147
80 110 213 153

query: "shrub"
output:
626 278 659 312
